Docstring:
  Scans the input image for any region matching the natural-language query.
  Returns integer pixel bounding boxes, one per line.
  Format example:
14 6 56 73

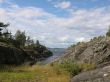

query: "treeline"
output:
0 22 52 65
0 22 42 48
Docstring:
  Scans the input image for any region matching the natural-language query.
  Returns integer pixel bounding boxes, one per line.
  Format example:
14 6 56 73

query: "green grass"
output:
0 72 39 82
0 65 70 82
0 61 96 82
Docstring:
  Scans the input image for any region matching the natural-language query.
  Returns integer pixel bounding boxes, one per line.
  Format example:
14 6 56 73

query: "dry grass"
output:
79 63 96 71
0 64 70 82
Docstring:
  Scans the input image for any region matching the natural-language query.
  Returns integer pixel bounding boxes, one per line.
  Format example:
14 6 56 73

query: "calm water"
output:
42 48 65 64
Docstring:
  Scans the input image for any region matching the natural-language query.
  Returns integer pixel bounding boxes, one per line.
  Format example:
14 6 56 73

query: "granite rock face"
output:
71 65 110 82
61 37 110 66
60 37 110 82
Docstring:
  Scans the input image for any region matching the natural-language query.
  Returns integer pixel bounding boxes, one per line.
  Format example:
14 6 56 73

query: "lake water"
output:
42 48 65 64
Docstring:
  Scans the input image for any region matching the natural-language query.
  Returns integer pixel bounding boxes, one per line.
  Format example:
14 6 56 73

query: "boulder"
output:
71 65 110 82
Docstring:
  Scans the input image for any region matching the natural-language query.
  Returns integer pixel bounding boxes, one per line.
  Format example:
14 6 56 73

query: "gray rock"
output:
61 37 110 66
71 65 110 82
59 37 110 82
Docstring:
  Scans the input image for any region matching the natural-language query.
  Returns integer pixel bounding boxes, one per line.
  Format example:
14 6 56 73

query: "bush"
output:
53 59 82 76
79 63 96 71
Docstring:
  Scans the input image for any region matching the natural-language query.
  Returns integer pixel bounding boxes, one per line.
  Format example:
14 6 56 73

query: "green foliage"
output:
90 36 105 42
25 39 53 59
0 22 15 45
25 36 34 48
32 42 53 58
79 63 96 71
53 59 82 76
0 65 70 82
0 22 53 65
0 22 9 27
15 30 26 48
106 26 110 37
0 22 9 37
52 61 96 77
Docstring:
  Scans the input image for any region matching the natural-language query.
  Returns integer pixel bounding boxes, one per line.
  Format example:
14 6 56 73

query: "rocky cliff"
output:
0 42 52 65
61 37 110 66
0 42 31 65
71 65 110 82
59 36 110 82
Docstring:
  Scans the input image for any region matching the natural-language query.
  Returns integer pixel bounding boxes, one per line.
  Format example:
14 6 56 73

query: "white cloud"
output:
0 0 5 3
55 1 71 9
75 37 85 42
0 3 110 48
58 36 69 42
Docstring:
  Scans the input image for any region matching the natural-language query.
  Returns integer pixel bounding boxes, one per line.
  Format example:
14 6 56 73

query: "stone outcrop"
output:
71 65 110 82
61 37 110 66
0 42 32 65
59 37 110 82
0 42 52 65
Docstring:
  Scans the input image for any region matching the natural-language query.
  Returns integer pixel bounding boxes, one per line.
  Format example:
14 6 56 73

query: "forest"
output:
0 22 53 65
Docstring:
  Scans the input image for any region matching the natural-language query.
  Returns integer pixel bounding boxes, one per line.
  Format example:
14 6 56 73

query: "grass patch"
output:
0 61 95 82
79 63 96 71
0 65 70 82
51 59 82 77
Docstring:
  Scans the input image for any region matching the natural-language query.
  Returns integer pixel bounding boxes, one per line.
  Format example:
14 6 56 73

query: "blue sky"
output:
0 0 110 48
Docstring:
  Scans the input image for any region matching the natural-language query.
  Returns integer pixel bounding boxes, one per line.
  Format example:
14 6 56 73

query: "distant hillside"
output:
43 48 65 64
48 48 65 55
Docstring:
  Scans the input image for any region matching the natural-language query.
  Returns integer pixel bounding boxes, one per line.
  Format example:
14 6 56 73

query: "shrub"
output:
53 59 82 76
79 63 96 71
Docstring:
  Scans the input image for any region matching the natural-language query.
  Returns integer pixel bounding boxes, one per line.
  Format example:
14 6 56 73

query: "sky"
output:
0 0 110 48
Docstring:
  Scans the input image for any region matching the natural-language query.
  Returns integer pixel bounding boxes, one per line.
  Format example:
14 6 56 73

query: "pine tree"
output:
0 22 9 37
